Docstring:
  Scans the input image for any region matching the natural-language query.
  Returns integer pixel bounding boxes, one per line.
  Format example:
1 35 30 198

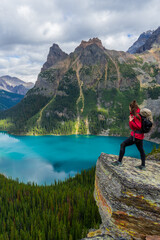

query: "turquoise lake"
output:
0 132 158 185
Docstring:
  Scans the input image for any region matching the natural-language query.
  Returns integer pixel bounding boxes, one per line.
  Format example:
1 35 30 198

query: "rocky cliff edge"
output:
87 153 160 240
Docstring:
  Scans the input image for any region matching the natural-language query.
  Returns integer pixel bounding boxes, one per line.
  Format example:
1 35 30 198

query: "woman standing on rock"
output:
112 100 146 170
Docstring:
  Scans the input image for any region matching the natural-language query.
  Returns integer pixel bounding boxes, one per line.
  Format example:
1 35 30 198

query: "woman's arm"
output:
129 115 142 130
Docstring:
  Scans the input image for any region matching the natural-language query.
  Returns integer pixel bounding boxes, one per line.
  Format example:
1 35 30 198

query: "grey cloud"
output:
90 0 152 11
0 0 159 82
0 0 159 46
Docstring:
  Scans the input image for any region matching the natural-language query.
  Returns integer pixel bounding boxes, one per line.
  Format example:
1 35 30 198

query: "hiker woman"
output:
112 100 145 170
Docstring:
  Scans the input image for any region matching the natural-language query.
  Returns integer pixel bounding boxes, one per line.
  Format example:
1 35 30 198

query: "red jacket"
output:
129 108 144 140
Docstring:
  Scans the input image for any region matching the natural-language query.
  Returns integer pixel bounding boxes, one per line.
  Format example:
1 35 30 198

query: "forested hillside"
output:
0 90 24 111
0 167 101 240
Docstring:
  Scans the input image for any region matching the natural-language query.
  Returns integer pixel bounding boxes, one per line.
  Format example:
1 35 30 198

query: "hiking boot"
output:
135 165 146 170
111 160 122 166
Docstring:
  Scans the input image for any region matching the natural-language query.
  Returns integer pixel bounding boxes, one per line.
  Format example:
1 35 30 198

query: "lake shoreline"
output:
4 130 160 144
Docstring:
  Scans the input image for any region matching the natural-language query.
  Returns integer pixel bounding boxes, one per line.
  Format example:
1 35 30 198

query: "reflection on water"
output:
0 132 158 185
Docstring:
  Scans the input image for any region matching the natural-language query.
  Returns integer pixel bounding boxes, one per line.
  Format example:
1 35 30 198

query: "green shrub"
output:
119 63 136 78
147 87 160 99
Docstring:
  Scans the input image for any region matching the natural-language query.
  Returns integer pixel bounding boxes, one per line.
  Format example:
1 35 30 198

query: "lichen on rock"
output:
94 153 160 240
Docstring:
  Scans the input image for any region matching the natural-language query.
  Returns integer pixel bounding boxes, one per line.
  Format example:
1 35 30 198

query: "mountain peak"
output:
136 26 160 53
74 38 107 66
127 30 153 54
128 26 160 54
145 30 154 35
77 38 104 50
50 43 63 51
42 43 68 71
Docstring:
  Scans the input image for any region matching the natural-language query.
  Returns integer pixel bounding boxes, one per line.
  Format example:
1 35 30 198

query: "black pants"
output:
118 136 145 166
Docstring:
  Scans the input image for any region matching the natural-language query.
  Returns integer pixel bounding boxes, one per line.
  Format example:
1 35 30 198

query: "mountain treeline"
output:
0 167 101 240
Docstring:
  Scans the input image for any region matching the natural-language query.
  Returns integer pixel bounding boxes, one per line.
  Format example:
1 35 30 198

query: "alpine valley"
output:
0 27 160 141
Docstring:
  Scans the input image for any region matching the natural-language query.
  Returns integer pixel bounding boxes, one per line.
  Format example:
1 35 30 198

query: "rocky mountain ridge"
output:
127 30 153 54
128 26 160 54
137 26 160 53
75 38 105 51
0 36 160 141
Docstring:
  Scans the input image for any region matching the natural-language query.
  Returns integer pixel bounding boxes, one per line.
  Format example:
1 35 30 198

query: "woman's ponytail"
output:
129 100 140 120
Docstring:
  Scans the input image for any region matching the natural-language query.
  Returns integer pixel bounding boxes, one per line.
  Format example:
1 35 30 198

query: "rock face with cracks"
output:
94 153 160 240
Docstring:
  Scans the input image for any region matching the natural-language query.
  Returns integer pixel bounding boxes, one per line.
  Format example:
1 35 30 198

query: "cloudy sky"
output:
0 0 159 83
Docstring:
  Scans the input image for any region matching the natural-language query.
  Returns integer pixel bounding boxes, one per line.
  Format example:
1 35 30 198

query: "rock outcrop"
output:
93 153 160 240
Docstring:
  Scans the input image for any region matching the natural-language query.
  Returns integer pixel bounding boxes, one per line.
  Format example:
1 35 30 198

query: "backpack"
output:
140 108 153 133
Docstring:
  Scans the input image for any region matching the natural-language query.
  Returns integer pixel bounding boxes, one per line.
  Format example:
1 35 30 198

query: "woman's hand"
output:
129 115 134 122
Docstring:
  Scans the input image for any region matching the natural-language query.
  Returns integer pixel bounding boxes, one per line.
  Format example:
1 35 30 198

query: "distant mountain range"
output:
0 75 34 95
0 76 34 110
0 27 160 142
